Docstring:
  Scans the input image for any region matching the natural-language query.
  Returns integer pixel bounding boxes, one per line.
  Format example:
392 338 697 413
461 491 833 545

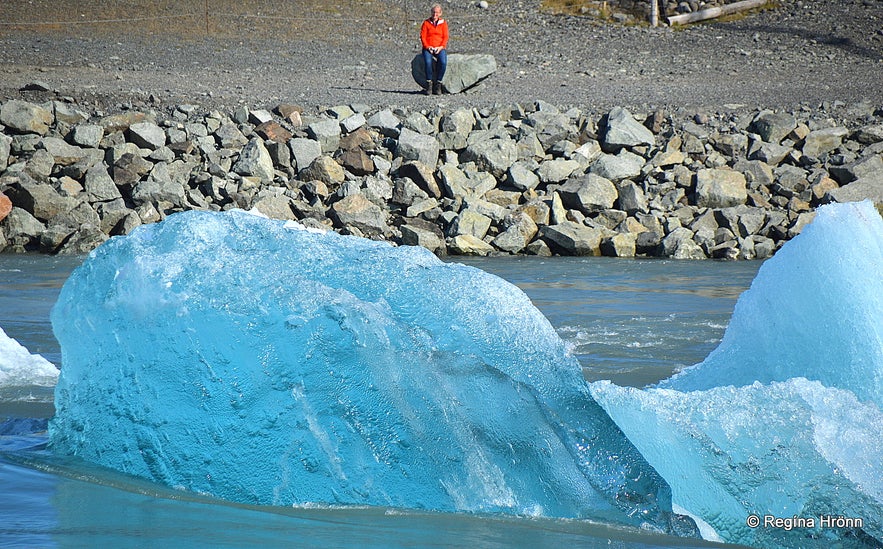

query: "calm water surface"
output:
457 256 758 386
0 253 759 548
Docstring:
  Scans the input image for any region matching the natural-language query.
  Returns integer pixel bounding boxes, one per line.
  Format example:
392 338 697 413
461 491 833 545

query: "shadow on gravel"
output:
329 86 426 96
726 23 882 61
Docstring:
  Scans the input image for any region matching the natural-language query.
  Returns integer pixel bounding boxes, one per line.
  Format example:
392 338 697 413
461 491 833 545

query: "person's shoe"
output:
425 81 434 95
434 81 444 95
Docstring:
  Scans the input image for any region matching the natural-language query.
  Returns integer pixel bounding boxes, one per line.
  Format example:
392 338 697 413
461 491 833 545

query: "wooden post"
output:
667 0 768 25
205 0 209 34
650 0 659 27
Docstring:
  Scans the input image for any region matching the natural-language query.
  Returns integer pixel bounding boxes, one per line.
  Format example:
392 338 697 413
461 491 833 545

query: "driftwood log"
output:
667 0 768 25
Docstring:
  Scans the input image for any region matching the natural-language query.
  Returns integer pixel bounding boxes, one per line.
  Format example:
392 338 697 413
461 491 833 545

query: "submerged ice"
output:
49 210 685 532
591 379 883 547
592 202 883 548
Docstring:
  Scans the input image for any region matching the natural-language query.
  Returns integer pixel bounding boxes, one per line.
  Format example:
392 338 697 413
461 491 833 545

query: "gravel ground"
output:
0 0 881 117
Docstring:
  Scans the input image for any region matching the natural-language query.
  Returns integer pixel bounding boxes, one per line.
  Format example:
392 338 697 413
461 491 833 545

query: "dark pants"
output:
422 48 447 83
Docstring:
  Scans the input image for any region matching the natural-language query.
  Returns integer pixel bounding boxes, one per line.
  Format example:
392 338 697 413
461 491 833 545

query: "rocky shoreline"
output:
1 97 881 259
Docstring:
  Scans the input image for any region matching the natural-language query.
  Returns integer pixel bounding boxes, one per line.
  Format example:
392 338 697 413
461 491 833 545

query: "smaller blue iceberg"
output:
592 201 883 548
662 200 883 407
49 209 688 533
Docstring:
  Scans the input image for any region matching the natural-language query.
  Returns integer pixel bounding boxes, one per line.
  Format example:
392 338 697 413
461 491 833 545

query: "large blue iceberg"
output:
592 201 883 548
48 210 687 532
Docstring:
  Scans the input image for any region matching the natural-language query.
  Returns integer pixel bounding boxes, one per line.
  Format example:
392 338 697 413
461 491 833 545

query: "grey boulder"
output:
0 100 53 135
411 53 497 94
603 107 655 150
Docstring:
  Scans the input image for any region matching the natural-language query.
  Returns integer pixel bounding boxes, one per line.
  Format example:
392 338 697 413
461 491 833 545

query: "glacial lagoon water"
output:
2 202 881 548
1 251 755 548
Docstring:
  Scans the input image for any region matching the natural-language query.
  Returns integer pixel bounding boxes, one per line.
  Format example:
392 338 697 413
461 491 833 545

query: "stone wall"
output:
1 98 881 259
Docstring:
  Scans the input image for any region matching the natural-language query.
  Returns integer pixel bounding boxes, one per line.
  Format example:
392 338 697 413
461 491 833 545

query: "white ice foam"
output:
0 326 58 388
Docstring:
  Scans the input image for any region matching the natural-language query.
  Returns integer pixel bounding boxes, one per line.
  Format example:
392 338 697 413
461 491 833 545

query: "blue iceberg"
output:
49 210 687 532
661 201 883 407
592 202 883 548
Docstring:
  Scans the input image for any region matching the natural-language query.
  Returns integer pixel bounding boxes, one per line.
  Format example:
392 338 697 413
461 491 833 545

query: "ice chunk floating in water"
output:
0 326 58 389
592 202 883 548
49 210 688 533
662 200 883 406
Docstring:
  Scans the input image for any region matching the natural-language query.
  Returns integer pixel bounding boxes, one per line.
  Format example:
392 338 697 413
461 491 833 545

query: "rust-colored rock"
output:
0 193 12 222
168 140 195 155
275 104 303 119
255 120 293 143
337 149 374 176
339 127 375 151
99 111 150 133
276 104 303 128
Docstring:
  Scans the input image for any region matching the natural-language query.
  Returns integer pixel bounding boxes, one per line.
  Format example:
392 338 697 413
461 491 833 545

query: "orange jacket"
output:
421 18 448 49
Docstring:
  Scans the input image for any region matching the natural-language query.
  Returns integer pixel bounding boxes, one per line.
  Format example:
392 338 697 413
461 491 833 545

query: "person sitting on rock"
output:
420 4 449 95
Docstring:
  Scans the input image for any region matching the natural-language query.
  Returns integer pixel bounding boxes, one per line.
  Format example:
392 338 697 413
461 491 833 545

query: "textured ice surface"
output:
0 326 58 388
49 210 684 531
592 202 883 548
591 379 883 548
662 201 883 406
